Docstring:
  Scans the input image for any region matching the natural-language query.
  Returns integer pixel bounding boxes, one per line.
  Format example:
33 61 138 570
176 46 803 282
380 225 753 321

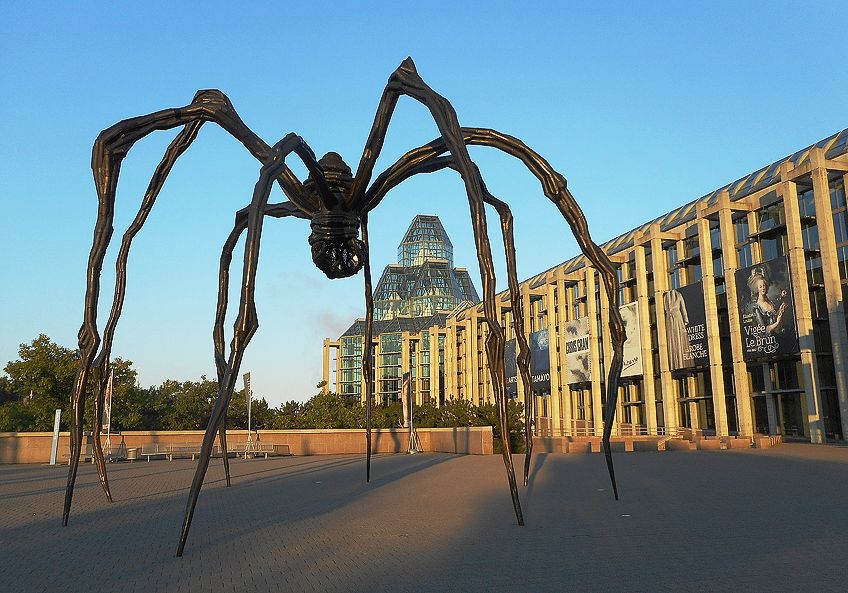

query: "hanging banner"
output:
663 283 709 371
620 301 644 378
529 329 551 393
504 338 518 397
243 372 252 407
735 257 799 361
401 371 411 428
564 317 591 384
102 370 113 432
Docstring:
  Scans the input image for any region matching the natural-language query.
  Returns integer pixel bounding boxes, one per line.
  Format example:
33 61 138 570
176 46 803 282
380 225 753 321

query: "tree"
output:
156 377 218 430
2 334 79 430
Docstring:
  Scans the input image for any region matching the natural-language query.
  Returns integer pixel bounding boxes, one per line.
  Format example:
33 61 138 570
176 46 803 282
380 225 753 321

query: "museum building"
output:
323 128 848 444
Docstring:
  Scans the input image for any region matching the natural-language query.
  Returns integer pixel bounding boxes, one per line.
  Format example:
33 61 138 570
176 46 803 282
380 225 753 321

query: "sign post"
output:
49 408 61 466
403 372 420 454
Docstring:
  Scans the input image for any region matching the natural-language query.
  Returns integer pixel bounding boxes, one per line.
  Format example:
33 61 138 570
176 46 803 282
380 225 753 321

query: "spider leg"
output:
87 121 205 502
64 90 314 527
361 155 535 484
360 215 375 481
364 127 625 499
352 58 524 524
176 134 306 557
214 201 307 486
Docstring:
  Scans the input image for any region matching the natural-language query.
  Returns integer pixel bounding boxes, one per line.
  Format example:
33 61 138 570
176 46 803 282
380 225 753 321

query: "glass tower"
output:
374 215 479 321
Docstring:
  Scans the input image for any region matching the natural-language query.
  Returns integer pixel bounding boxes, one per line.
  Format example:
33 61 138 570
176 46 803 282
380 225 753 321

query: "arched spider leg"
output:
65 89 316 527
87 121 204 502
214 201 308 486
364 127 626 499
364 155 535 485
177 133 314 557
351 57 524 525
360 214 375 482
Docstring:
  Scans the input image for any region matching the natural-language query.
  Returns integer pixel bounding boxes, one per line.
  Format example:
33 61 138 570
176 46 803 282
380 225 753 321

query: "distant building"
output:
324 128 848 445
324 215 479 405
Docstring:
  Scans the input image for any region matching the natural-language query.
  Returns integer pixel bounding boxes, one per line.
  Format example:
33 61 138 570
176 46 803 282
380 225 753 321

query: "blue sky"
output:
0 1 844 406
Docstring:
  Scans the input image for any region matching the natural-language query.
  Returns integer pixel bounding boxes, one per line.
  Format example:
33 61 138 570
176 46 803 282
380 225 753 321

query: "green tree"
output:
2 334 79 430
157 377 218 430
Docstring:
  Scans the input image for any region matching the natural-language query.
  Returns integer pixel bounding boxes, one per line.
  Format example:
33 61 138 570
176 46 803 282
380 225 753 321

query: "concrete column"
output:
781 164 826 443
322 338 331 393
547 280 564 435
586 267 604 436
716 196 755 436
634 245 658 433
697 209 729 436
466 319 479 405
444 321 457 400
810 152 848 439
562 272 576 434
429 329 440 406
650 231 678 434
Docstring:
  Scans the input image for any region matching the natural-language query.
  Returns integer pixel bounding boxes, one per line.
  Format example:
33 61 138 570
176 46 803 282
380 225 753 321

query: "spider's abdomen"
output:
309 210 365 279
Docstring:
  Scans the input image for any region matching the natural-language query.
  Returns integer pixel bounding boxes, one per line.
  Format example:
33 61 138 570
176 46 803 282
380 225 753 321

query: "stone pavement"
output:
1 444 846 593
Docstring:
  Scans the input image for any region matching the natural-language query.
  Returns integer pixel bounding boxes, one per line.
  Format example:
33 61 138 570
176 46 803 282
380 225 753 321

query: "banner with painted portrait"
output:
529 329 551 393
564 317 591 384
619 301 644 378
735 257 799 361
663 283 709 371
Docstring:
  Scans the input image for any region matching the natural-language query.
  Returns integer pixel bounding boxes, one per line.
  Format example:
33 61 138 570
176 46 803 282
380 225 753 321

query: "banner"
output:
564 317 591 384
504 339 518 396
529 329 551 393
401 372 411 428
735 257 799 361
243 372 252 407
663 283 709 371
102 370 113 432
620 301 644 378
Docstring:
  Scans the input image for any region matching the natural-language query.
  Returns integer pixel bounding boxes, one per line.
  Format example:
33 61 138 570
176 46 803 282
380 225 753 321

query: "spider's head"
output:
306 153 365 279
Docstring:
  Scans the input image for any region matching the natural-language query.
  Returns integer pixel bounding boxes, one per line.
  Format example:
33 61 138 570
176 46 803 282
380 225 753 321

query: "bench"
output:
139 444 169 462
232 443 292 459
167 444 202 460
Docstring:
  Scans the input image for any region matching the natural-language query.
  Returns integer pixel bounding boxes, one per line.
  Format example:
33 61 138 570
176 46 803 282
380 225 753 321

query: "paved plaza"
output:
1 445 847 593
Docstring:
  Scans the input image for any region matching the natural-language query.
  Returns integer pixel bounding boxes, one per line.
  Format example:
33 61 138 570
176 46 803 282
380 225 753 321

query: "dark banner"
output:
504 338 518 397
529 329 551 394
663 283 709 371
735 257 799 361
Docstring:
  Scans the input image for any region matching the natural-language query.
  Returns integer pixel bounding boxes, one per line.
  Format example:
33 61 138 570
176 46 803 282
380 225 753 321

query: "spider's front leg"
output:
63 90 311 527
366 128 626 499
176 134 309 557
213 201 307 485
352 58 524 524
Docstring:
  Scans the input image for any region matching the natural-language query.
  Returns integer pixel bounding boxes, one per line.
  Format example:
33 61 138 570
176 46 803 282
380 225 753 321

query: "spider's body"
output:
304 152 366 278
62 58 626 558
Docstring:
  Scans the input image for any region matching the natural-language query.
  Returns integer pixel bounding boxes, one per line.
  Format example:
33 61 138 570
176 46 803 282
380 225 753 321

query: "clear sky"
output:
0 1 844 407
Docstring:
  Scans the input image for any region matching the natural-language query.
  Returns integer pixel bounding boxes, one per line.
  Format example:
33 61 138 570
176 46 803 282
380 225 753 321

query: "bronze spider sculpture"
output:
62 58 626 556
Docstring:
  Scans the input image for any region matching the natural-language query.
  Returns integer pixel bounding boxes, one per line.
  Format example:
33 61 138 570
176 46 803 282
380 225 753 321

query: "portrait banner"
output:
529 329 551 393
663 283 709 371
735 257 799 361
564 317 591 384
619 301 643 378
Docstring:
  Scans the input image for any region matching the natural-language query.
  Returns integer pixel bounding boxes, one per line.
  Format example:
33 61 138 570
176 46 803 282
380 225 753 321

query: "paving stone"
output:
0 445 846 592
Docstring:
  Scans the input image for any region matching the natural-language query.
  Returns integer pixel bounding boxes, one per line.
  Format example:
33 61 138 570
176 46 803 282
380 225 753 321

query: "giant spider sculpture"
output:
63 58 626 556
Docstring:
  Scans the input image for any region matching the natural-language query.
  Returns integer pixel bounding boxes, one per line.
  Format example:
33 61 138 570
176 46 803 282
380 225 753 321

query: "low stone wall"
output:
0 426 493 464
